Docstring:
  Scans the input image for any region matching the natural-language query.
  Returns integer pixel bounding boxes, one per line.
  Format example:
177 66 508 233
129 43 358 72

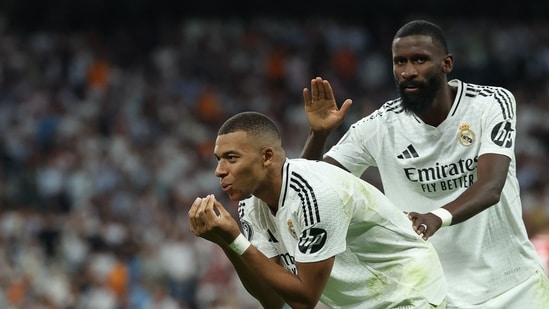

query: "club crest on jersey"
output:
457 123 475 146
287 220 297 239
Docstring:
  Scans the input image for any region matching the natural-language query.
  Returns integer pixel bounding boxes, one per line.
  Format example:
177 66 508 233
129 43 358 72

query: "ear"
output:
442 54 454 74
262 147 275 167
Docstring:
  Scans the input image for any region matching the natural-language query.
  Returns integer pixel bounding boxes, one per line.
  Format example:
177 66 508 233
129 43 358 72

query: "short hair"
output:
218 111 281 140
394 20 449 54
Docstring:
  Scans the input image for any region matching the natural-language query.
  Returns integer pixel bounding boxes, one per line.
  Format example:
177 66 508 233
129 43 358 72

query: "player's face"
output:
214 131 265 201
392 35 446 114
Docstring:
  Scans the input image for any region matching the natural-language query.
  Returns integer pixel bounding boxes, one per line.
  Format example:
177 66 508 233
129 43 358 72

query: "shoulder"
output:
454 80 516 119
350 98 405 129
455 80 515 104
287 158 342 176
466 80 512 96
284 159 349 193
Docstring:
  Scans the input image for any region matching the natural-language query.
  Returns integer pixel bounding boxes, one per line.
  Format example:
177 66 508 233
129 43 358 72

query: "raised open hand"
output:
303 77 353 133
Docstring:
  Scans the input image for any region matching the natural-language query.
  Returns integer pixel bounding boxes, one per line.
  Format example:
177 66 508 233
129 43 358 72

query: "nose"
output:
215 160 227 178
401 64 418 79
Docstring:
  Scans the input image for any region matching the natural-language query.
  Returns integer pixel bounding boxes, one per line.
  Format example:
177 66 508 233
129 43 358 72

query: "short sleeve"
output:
292 171 352 263
479 87 517 158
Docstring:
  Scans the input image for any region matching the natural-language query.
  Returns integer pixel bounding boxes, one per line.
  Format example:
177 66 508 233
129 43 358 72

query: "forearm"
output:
442 179 502 225
409 172 506 240
224 242 322 309
221 245 286 309
300 129 330 160
442 154 508 225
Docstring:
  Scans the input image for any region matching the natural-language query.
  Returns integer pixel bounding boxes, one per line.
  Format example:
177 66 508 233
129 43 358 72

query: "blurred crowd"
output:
0 16 548 309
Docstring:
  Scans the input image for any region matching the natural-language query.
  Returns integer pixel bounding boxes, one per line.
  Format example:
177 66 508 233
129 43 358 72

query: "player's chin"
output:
226 190 247 202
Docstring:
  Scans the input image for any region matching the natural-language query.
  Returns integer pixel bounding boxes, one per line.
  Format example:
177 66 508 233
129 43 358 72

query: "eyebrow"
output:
216 150 239 159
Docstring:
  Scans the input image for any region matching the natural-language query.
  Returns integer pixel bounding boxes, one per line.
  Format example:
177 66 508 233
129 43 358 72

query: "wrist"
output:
310 128 331 139
430 208 453 227
229 233 251 255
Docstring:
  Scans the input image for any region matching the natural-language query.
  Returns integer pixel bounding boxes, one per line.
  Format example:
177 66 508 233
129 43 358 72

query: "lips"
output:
221 183 232 192
400 82 423 93
404 87 421 94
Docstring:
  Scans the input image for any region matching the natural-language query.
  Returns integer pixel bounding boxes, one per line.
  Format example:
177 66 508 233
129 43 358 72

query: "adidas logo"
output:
397 144 419 159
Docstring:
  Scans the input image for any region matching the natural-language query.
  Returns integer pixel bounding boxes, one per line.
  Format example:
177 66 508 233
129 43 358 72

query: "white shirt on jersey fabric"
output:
325 79 544 305
238 158 446 309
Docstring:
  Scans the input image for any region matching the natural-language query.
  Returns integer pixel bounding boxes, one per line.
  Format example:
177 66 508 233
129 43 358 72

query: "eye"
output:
227 155 238 163
394 58 406 66
414 56 427 64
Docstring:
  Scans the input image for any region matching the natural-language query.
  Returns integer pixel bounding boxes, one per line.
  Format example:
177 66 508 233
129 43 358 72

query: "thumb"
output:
338 99 353 115
407 211 419 221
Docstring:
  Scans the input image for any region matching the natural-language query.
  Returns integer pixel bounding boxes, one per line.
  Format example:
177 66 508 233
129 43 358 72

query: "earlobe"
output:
443 62 453 73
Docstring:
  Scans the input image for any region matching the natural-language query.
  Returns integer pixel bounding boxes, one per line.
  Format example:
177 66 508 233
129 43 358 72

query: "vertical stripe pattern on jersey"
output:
492 88 514 119
468 84 514 120
289 172 320 226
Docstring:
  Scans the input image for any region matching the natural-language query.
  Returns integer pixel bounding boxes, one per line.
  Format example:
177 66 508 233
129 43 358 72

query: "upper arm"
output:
294 257 335 305
323 155 349 172
323 117 380 176
476 153 510 201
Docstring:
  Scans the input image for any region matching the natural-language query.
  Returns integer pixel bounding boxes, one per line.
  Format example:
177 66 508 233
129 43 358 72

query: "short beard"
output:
397 74 442 115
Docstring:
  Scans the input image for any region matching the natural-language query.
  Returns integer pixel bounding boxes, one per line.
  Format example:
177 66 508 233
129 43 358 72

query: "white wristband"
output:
430 208 453 227
229 233 251 255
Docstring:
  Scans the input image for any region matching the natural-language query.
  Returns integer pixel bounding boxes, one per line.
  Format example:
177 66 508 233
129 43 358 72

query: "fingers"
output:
189 196 209 231
406 211 416 222
310 77 319 100
188 197 203 234
408 212 426 237
320 78 333 100
303 87 312 105
407 211 438 240
188 194 217 234
304 78 319 103
313 77 323 100
212 197 229 217
306 76 351 105
314 77 329 100
339 98 353 114
417 223 429 240
188 197 203 222
306 77 328 101
412 221 429 241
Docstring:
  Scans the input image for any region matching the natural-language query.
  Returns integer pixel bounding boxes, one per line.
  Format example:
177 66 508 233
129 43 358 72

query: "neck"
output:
255 159 285 215
417 84 456 126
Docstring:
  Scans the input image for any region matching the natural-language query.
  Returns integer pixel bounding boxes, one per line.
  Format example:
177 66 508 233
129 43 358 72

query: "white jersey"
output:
238 158 446 308
325 79 544 305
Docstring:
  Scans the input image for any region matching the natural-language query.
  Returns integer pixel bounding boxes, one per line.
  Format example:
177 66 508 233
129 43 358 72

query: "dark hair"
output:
218 111 280 139
394 20 449 54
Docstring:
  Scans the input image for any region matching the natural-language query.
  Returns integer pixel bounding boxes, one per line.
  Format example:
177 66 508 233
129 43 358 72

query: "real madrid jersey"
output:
238 158 446 308
325 79 543 305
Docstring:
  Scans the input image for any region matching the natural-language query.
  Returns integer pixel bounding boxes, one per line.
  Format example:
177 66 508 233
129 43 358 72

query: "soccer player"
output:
301 20 549 308
188 111 447 309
